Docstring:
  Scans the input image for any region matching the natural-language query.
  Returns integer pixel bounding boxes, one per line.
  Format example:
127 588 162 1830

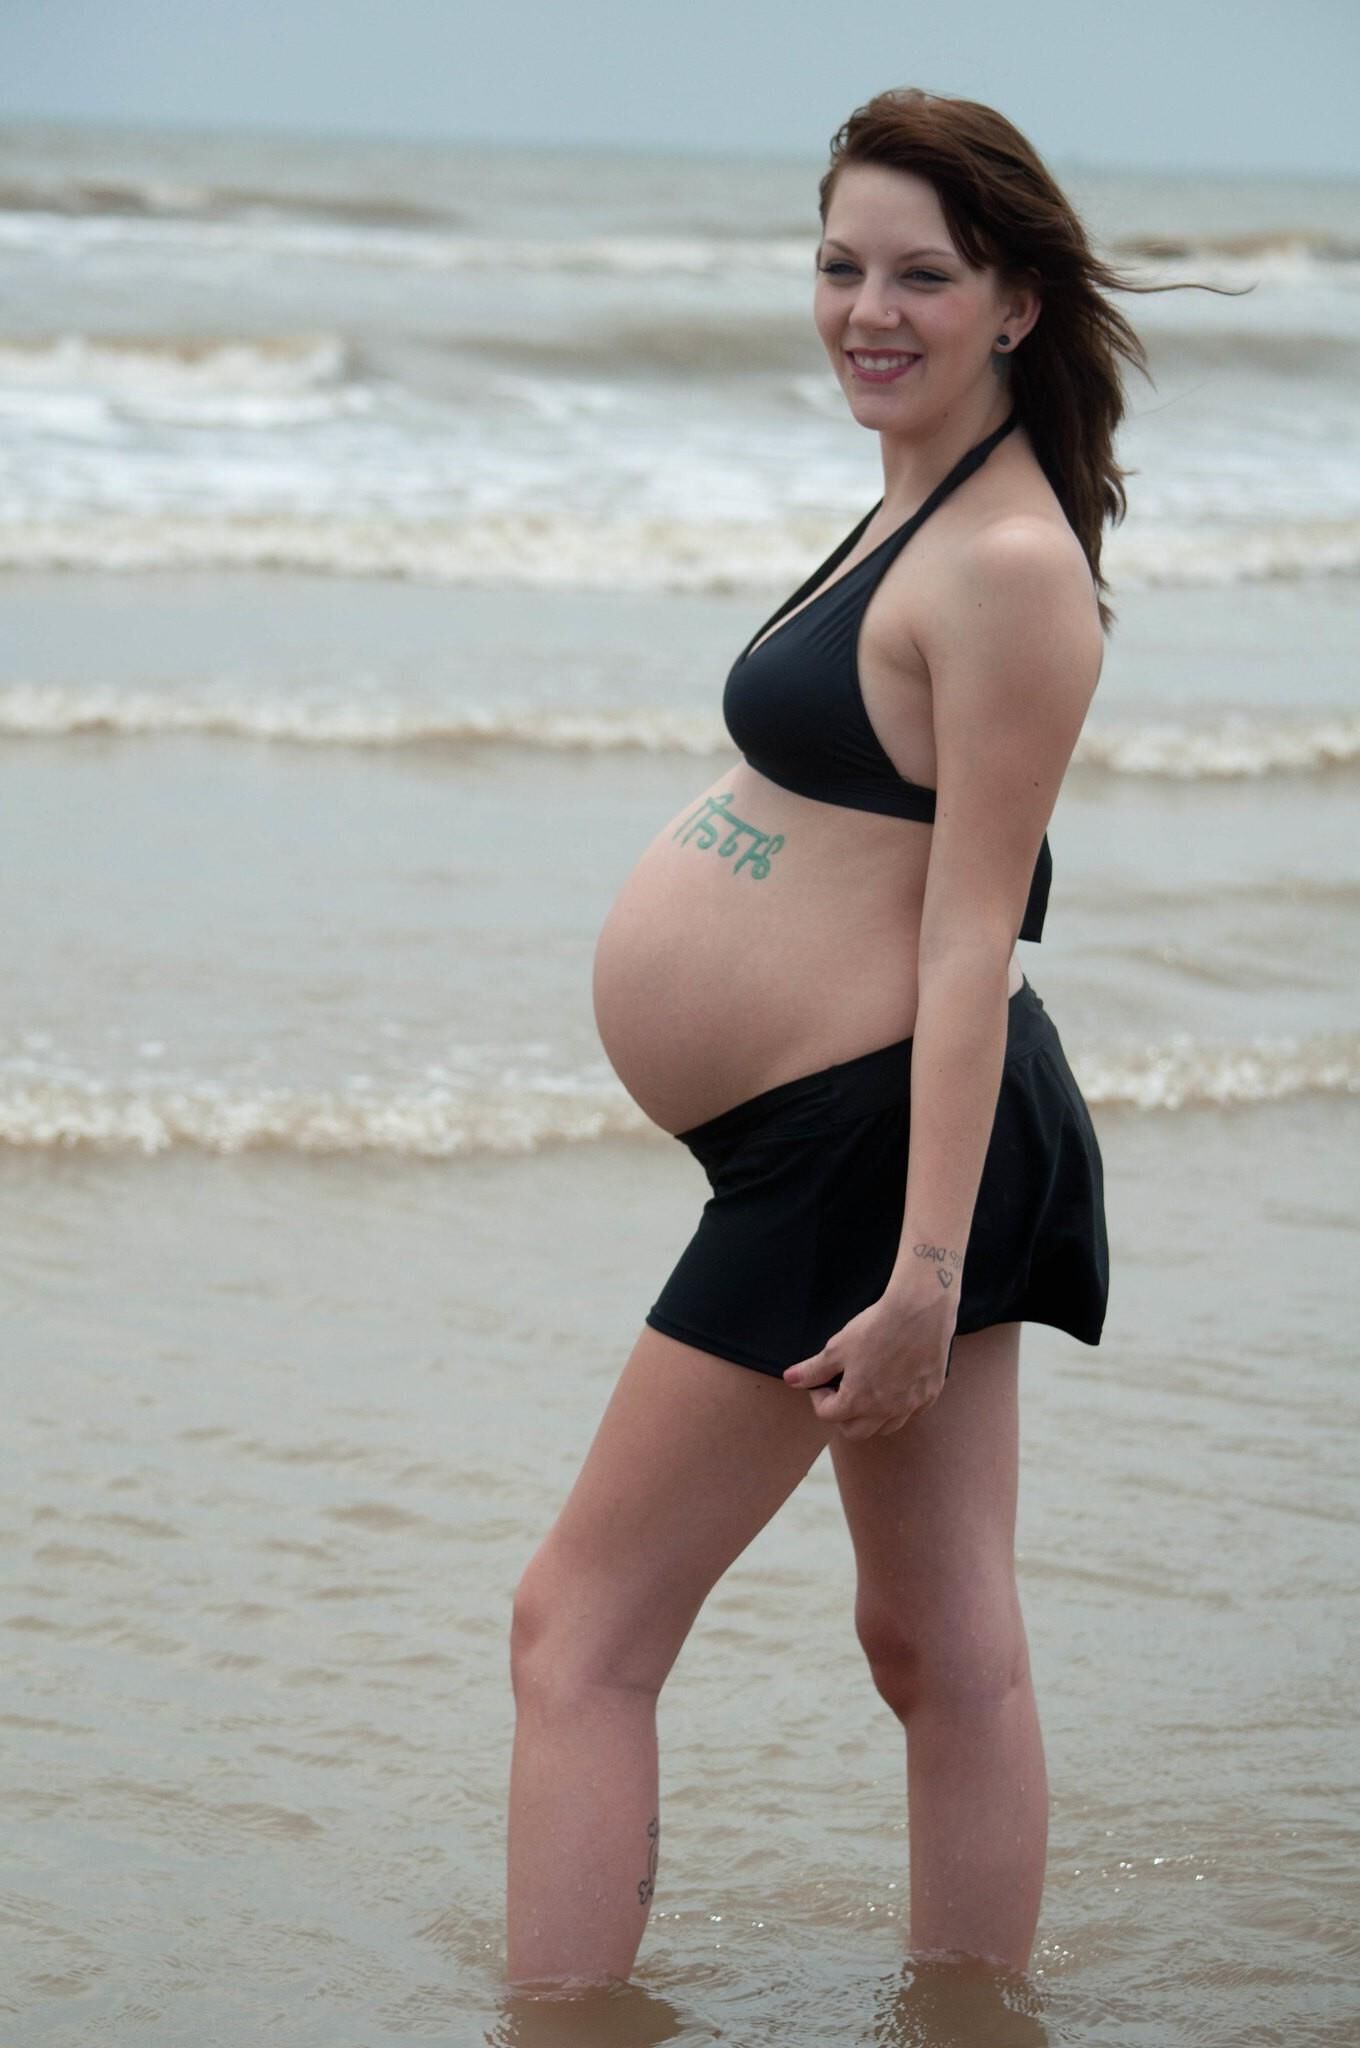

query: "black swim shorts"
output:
645 978 1108 1378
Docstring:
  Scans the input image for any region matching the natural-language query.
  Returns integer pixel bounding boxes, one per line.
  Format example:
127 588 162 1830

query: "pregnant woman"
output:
507 86 1184 1987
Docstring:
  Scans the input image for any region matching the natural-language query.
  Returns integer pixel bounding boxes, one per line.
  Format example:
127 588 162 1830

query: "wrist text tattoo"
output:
637 1816 660 1906
913 1241 964 1290
673 791 785 879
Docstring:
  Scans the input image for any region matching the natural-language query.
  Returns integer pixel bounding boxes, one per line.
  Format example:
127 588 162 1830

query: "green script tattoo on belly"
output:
672 791 785 879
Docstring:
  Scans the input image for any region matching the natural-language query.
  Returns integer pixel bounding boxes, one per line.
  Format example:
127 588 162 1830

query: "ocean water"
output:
1 119 1357 2047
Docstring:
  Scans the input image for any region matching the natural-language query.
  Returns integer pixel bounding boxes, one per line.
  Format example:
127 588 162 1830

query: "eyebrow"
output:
820 238 956 261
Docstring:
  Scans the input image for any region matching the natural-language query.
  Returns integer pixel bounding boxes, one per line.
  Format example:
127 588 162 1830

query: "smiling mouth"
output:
846 350 921 382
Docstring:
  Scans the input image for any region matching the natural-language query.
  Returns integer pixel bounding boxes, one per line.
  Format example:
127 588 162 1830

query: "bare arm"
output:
784 516 1102 1433
889 518 1103 1314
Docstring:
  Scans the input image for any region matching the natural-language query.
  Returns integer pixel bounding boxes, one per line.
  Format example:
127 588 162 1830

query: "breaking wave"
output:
2 509 1359 588
3 1031 1356 1157
0 331 365 428
3 189 1358 286
2 686 1356 778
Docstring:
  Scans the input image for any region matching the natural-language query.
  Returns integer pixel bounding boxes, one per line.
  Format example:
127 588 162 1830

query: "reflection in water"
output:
486 1954 1047 2046
488 1978 716 2047
872 1952 1049 2047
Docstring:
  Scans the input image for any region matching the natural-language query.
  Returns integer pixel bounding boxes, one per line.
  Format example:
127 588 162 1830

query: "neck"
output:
876 402 1016 520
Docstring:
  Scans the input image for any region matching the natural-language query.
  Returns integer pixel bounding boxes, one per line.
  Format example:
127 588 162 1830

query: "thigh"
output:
518 1325 830 1689
830 1322 1024 1647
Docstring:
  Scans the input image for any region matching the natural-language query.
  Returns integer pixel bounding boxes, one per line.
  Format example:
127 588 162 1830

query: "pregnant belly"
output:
592 766 935 1134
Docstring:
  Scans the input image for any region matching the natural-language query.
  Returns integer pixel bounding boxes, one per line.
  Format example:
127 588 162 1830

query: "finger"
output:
808 1383 852 1423
840 1406 917 1441
784 1354 843 1392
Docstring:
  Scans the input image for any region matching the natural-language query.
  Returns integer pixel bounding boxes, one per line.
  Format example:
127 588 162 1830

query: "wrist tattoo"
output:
912 1241 963 1290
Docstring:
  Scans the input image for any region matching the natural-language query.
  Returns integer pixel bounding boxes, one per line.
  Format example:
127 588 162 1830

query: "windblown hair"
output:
819 88 1250 633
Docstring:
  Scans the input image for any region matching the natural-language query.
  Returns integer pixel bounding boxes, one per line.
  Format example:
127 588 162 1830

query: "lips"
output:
845 349 921 384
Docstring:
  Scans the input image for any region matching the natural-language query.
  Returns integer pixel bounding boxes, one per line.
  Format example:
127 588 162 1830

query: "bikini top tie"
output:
722 409 1052 943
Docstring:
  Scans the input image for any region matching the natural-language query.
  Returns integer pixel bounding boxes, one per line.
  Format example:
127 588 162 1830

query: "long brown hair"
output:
819 88 1251 633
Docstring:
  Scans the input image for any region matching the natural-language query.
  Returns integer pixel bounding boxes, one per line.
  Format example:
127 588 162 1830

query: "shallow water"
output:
4 1085 1359 2043
4 120 1360 2046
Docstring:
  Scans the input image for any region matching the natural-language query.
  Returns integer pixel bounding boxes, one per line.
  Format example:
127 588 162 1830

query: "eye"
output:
817 262 948 283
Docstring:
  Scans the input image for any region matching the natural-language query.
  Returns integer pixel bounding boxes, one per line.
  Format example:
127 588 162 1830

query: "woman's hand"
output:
782 1288 957 1439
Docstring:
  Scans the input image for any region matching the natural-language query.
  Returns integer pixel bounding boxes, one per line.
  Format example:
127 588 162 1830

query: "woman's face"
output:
813 162 1022 434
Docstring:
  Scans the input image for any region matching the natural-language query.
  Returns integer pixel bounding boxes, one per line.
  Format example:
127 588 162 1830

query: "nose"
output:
848 270 902 332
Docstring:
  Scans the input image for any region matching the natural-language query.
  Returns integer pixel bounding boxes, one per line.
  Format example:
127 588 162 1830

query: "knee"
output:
508 1552 556 1701
509 1546 665 1711
855 1594 1031 1724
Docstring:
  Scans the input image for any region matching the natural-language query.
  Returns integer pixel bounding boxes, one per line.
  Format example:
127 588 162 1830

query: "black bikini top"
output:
723 408 1051 943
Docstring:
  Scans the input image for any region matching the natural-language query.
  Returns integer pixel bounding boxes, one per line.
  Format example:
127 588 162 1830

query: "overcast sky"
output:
2 0 1357 176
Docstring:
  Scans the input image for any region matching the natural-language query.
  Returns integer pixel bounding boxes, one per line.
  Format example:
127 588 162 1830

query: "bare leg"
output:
829 1322 1048 1971
506 1326 827 1987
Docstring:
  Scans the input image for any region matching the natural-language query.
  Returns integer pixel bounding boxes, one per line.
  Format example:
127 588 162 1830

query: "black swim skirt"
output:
645 978 1108 1379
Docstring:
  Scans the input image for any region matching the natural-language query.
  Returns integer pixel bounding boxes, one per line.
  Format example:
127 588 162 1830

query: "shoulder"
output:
914 513 1104 945
920 510 1104 718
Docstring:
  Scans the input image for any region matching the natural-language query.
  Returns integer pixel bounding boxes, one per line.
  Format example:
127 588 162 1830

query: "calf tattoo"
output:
637 1816 660 1906
913 1241 963 1289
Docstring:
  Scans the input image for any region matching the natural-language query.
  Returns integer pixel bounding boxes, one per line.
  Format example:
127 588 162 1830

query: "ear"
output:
998 271 1042 348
